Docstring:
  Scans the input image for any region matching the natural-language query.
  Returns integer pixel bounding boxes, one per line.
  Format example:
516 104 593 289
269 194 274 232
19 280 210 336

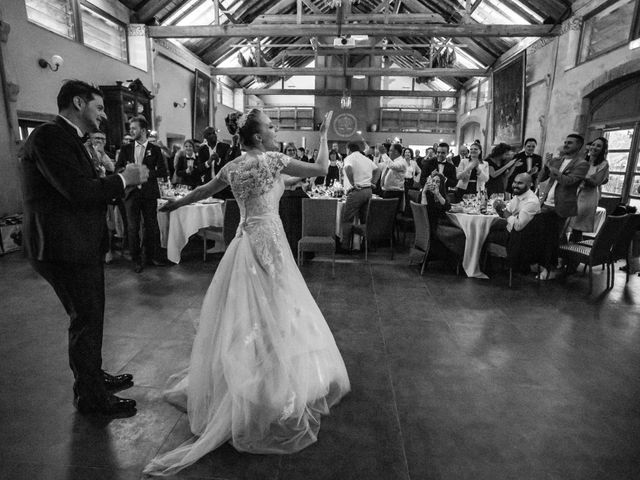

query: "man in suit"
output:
20 80 148 415
450 144 469 168
115 115 168 273
198 127 229 183
536 133 589 279
420 142 457 192
506 137 544 193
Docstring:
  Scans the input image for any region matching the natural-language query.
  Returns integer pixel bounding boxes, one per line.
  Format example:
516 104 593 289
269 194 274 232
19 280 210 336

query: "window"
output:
602 128 634 196
578 0 638 63
25 0 76 39
465 85 478 112
80 4 127 61
477 80 490 108
259 107 314 130
379 108 456 133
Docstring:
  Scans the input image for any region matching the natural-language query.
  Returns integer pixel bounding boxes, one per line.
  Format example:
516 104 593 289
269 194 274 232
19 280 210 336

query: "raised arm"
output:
159 176 228 212
282 111 332 178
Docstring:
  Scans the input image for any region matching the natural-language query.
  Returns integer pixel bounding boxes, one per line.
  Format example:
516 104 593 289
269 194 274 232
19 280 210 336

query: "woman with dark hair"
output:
454 142 489 201
569 137 609 241
486 142 516 196
420 171 451 235
147 109 349 476
324 149 341 186
174 139 202 188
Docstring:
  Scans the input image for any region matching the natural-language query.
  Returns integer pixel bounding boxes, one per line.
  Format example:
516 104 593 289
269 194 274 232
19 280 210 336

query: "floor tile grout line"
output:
368 262 412 480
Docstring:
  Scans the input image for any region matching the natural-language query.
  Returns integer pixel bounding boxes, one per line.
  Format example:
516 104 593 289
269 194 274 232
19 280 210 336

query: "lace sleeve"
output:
266 152 291 177
215 162 231 185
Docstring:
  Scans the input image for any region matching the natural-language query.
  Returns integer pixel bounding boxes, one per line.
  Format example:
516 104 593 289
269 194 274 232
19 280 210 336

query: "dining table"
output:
446 209 506 279
157 198 224 264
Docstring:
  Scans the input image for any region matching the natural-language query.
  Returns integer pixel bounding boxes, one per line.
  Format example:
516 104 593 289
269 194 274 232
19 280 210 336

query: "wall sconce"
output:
173 98 187 108
38 54 63 71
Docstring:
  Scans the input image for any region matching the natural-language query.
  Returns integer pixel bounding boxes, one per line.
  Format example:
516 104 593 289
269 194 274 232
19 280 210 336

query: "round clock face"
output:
333 113 357 138
136 103 145 114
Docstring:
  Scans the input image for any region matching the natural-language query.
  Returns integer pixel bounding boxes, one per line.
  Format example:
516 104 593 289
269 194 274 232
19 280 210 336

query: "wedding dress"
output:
144 152 350 476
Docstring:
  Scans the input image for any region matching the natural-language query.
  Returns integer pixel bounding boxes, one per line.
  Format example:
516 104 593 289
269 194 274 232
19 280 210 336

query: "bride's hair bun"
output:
238 109 263 148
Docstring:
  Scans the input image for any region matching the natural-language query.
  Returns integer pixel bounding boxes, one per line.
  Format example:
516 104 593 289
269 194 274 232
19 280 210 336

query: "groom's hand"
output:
122 164 149 186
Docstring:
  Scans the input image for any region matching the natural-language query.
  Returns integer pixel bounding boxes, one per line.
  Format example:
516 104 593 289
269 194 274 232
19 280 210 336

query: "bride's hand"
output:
159 199 180 213
319 111 333 137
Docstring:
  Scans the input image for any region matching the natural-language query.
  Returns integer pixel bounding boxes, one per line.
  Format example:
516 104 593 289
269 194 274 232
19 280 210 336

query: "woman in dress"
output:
455 142 489 202
486 142 515 197
174 139 203 188
569 137 609 241
145 109 350 476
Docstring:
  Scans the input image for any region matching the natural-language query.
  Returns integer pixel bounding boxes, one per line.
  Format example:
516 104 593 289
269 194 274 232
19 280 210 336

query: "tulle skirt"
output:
144 217 350 476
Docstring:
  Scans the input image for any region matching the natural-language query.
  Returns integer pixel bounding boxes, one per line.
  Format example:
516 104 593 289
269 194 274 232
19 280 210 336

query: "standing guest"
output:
486 142 516 197
455 142 489 201
115 134 132 165
491 173 541 273
450 144 469 168
297 147 309 162
569 137 609 242
339 142 381 251
420 142 457 191
380 143 407 209
198 127 231 184
167 144 180 184
174 139 202 188
506 138 543 193
324 150 341 186
331 142 343 160
402 147 422 191
536 134 590 279
20 80 148 415
115 115 168 273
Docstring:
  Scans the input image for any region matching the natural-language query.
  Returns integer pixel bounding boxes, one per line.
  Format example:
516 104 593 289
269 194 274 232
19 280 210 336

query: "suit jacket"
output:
115 141 167 199
420 158 457 190
20 116 125 264
174 152 203 187
198 142 232 183
506 152 543 193
538 155 589 218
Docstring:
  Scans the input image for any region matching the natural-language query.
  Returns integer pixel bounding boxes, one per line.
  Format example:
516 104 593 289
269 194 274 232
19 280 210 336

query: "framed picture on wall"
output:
193 69 211 139
492 52 525 146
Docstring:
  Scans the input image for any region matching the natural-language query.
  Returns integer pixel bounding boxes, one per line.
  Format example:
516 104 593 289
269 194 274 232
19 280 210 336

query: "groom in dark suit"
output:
115 115 168 273
20 80 148 415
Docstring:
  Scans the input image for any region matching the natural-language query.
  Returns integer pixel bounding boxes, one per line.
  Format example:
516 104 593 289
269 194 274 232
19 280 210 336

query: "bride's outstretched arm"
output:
282 111 332 178
159 177 228 212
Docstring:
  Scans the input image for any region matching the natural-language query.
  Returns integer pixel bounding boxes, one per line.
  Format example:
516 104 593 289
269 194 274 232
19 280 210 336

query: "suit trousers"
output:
537 205 567 269
30 260 109 406
125 194 161 262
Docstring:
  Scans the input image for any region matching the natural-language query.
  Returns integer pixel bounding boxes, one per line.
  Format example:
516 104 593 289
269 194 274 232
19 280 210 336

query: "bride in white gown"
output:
144 110 350 476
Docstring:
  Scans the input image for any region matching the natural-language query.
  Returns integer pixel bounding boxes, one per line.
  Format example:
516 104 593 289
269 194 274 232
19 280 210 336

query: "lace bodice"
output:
217 152 291 276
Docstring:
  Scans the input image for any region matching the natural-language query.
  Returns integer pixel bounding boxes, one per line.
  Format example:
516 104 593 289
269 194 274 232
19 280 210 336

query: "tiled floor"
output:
1 242 639 480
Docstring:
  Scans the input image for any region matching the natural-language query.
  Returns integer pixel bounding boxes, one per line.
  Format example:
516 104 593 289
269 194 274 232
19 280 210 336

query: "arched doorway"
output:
460 121 482 148
585 72 640 206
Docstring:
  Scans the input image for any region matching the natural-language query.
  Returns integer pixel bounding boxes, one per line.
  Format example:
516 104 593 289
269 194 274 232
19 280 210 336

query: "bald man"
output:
489 173 541 273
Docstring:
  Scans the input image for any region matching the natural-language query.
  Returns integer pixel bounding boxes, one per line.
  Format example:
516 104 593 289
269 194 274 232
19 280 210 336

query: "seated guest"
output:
420 142 456 191
490 173 541 272
174 139 202 188
455 142 489 202
420 172 451 236
506 138 543 193
486 142 515 197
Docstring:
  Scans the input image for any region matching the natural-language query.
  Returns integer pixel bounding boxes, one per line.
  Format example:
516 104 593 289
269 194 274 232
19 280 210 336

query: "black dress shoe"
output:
74 394 136 415
149 258 168 267
134 262 143 273
103 371 134 390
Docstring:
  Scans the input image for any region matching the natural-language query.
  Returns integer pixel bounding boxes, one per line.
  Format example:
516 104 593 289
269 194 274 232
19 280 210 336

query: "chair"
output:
610 214 640 284
409 201 430 275
559 214 627 293
598 196 621 215
200 199 240 261
352 198 399 261
396 190 421 246
297 198 338 277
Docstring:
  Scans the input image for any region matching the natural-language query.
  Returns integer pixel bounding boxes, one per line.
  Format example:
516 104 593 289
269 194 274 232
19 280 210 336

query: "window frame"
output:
24 0 77 41
577 0 639 65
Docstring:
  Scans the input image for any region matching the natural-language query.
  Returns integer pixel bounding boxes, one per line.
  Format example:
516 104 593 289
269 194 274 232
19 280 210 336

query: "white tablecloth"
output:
158 200 224 264
447 212 502 279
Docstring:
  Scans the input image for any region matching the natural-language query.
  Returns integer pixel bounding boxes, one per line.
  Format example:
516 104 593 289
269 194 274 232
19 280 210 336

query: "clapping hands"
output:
122 163 149 187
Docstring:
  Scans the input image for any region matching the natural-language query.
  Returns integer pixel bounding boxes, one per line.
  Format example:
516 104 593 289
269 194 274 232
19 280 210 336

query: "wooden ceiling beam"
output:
211 66 488 77
148 23 560 38
135 0 176 23
243 89 457 97
254 13 445 23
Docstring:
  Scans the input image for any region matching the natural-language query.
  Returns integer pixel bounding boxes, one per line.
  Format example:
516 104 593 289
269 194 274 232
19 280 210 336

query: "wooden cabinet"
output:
100 79 153 153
